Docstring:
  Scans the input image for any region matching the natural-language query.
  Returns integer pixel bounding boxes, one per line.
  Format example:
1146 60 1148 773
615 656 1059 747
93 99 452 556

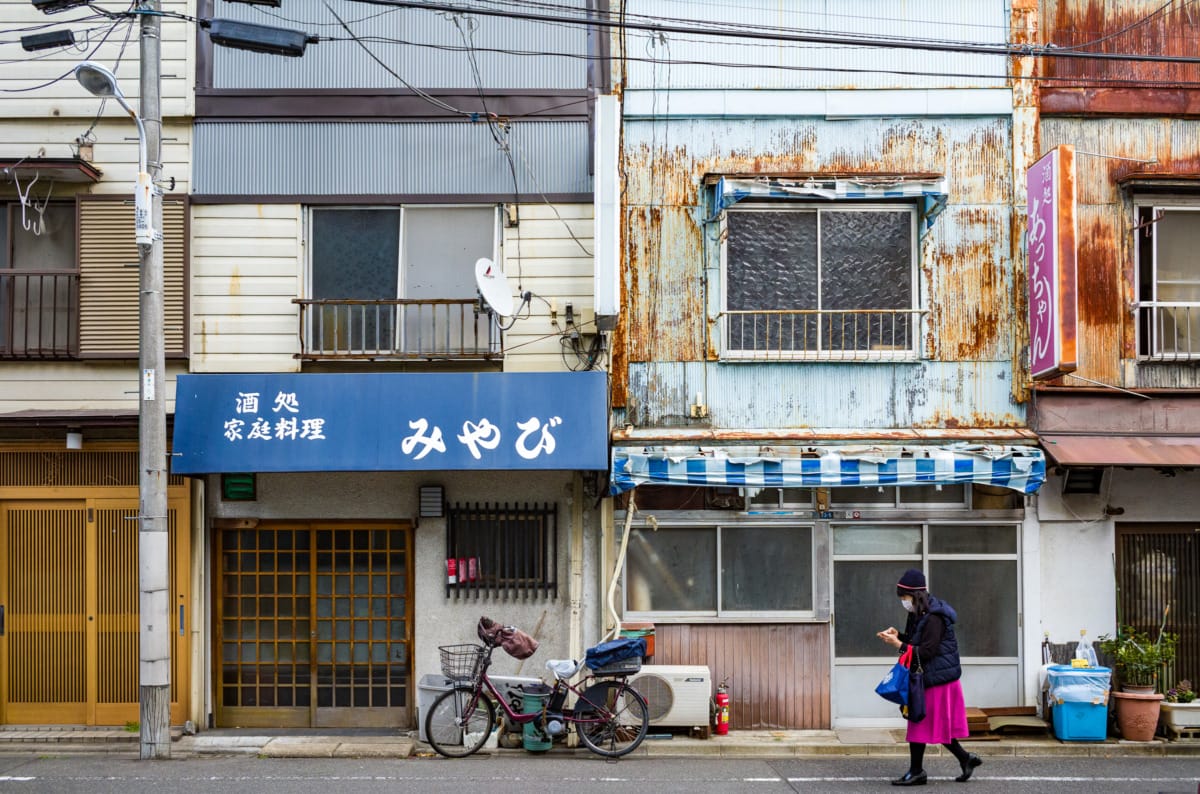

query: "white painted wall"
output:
189 204 303 373
203 469 603 725
0 119 191 193
0 0 194 120
1031 467 1200 708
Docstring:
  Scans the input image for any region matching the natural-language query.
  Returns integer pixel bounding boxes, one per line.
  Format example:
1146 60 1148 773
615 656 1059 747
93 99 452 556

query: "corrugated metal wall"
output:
654 622 830 730
1040 117 1200 389
210 0 588 90
619 115 1024 427
625 0 1008 90
193 121 590 196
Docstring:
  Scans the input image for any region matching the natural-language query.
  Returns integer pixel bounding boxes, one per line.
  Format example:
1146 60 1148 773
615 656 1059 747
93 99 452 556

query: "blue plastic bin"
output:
1047 664 1111 741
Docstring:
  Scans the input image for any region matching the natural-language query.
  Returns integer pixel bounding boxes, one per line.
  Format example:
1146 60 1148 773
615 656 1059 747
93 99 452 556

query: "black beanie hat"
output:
897 568 927 591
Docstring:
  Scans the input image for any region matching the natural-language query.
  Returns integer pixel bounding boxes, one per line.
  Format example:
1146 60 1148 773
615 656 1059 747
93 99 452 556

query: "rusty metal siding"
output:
1039 117 1200 387
653 622 830 730
625 1 1008 91
211 0 588 90
625 362 1024 429
618 109 1014 384
1040 0 1200 88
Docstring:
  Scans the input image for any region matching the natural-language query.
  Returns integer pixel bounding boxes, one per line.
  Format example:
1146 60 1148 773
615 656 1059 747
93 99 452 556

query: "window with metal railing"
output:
1136 203 1200 360
721 204 921 361
445 502 558 600
0 202 78 359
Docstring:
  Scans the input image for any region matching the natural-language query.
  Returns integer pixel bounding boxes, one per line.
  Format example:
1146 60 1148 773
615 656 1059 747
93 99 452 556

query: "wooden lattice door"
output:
0 498 190 725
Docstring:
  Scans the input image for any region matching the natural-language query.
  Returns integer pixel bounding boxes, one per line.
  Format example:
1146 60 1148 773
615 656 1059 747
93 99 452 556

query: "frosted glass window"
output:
930 525 1016 554
834 561 906 656
627 528 716 612
627 525 816 615
833 526 921 556
721 526 812 611
931 560 1018 656
724 205 916 356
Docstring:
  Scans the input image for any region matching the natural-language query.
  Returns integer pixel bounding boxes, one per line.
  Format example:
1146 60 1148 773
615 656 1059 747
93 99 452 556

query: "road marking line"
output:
787 777 1200 783
0 776 35 781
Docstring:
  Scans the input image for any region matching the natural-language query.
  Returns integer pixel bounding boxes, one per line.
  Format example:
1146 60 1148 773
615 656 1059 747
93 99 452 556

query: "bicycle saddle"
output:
545 659 582 680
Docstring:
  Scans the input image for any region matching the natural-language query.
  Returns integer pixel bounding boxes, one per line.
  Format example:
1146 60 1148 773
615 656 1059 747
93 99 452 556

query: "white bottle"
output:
1075 629 1098 667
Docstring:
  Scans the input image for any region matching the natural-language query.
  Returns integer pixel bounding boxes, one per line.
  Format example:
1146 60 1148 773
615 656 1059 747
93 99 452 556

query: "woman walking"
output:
877 568 982 786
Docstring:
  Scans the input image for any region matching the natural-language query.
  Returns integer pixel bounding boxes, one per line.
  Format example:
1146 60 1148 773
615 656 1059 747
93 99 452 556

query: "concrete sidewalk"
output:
1 726 1197 759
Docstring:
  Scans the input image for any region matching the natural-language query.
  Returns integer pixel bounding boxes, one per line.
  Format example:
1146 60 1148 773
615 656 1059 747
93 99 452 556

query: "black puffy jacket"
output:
902 595 962 688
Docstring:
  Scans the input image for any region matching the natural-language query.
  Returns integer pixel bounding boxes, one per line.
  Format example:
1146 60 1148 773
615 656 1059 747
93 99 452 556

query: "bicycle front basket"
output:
439 644 485 682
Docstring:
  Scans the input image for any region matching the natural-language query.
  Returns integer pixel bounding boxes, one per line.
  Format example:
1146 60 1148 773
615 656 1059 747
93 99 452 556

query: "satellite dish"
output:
474 257 515 317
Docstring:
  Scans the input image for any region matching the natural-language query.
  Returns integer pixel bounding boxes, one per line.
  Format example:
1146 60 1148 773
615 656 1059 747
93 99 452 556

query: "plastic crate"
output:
1052 700 1108 741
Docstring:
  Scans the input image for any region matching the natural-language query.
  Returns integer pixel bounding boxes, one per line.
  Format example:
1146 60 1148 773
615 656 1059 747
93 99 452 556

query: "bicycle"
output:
424 627 650 759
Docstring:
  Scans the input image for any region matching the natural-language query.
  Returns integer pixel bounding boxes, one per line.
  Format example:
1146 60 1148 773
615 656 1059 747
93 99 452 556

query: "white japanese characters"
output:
222 390 564 462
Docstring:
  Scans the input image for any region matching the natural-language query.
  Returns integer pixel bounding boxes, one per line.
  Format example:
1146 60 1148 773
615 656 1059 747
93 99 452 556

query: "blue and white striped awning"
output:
610 443 1045 496
712 176 949 232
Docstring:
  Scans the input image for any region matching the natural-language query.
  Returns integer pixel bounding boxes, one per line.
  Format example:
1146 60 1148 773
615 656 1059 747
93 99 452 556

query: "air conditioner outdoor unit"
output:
628 665 712 728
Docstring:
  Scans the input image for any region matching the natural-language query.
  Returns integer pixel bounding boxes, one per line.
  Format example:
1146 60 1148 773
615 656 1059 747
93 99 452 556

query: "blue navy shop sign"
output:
171 372 608 474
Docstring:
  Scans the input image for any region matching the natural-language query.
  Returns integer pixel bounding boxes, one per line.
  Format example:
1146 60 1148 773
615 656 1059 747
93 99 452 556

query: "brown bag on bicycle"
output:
477 616 539 659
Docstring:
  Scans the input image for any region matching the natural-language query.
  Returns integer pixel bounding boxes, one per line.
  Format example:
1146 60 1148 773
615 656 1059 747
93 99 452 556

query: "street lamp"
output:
75 62 154 246
74 58 171 759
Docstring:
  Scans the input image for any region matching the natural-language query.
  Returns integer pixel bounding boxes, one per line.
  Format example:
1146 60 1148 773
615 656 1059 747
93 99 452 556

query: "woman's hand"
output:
876 627 901 648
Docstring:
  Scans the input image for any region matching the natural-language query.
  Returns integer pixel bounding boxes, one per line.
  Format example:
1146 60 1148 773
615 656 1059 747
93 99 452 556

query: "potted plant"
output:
1161 680 1199 738
1097 625 1178 741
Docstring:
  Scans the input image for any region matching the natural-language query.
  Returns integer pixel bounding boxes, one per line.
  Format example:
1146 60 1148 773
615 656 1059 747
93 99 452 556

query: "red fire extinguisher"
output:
714 677 730 735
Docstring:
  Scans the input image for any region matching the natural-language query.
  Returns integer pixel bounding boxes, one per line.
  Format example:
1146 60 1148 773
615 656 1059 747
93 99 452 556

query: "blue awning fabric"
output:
712 176 949 233
610 443 1045 496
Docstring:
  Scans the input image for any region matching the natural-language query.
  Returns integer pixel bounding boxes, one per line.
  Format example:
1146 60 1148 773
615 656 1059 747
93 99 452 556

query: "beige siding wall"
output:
191 203 303 373
0 362 188 413
0 0 194 120
0 119 191 194
502 203 596 373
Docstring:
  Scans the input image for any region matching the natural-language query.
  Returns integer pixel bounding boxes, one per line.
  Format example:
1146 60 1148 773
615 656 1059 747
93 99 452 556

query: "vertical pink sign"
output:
1026 145 1078 380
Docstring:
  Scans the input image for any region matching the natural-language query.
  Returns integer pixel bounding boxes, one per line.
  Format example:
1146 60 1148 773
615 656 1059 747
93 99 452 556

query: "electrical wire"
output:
344 0 1200 66
0 12 132 93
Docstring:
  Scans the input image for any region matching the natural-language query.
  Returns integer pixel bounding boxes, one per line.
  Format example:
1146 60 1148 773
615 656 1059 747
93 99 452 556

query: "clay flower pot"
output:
1112 690 1163 741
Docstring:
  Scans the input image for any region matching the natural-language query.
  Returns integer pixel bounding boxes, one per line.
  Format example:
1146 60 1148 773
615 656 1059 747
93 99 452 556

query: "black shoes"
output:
891 770 928 786
955 753 983 782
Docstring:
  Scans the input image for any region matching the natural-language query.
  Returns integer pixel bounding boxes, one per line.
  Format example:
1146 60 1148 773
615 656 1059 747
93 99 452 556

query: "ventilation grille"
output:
78 197 187 356
634 673 674 723
0 450 185 487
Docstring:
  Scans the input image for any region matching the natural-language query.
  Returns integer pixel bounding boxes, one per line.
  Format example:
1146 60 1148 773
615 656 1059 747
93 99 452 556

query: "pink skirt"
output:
905 679 969 745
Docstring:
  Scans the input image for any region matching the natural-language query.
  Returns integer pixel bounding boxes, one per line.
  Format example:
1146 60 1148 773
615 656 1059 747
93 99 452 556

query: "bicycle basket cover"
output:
477 616 540 660
585 637 646 669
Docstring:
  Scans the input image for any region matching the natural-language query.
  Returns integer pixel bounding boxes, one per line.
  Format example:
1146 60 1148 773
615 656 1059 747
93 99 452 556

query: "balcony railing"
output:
722 308 923 360
294 298 503 361
1139 302 1200 360
0 270 79 359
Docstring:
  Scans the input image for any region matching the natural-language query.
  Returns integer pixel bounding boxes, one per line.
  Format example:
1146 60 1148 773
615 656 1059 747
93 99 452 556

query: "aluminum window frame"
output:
622 517 821 622
1133 199 1200 360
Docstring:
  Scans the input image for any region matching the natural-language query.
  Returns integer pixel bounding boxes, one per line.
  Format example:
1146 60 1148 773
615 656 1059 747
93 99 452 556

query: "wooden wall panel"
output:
654 622 830 730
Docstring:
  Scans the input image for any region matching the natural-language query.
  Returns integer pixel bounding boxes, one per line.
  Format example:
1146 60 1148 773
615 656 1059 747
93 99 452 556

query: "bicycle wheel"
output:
575 679 649 758
424 685 496 758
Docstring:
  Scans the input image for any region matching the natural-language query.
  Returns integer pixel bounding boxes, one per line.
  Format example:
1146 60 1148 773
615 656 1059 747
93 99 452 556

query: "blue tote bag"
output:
875 647 912 705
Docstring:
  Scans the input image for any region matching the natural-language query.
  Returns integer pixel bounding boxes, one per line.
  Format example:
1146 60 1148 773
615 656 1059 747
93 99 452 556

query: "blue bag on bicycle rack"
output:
585 637 646 670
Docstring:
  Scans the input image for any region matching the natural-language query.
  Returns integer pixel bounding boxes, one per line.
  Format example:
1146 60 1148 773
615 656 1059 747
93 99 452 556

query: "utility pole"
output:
138 0 170 760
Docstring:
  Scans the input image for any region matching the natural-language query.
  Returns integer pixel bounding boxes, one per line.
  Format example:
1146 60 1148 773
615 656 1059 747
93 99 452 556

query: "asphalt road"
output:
0 754 1195 793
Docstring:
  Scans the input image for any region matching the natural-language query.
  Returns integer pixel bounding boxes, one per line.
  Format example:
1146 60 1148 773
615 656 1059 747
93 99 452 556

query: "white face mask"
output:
900 598 915 612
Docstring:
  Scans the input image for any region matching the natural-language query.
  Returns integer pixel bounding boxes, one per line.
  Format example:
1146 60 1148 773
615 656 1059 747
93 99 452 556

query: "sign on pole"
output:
1026 144 1078 380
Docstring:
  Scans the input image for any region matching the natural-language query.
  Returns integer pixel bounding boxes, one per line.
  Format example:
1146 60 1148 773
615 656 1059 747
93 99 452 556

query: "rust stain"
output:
1043 0 1200 87
929 206 1010 361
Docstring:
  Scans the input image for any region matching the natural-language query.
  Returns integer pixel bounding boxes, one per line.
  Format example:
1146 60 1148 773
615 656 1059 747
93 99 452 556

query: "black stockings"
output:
909 739 970 774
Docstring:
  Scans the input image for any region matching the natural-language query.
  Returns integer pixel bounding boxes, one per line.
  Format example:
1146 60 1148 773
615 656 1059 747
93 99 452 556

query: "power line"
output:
343 0 1200 65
